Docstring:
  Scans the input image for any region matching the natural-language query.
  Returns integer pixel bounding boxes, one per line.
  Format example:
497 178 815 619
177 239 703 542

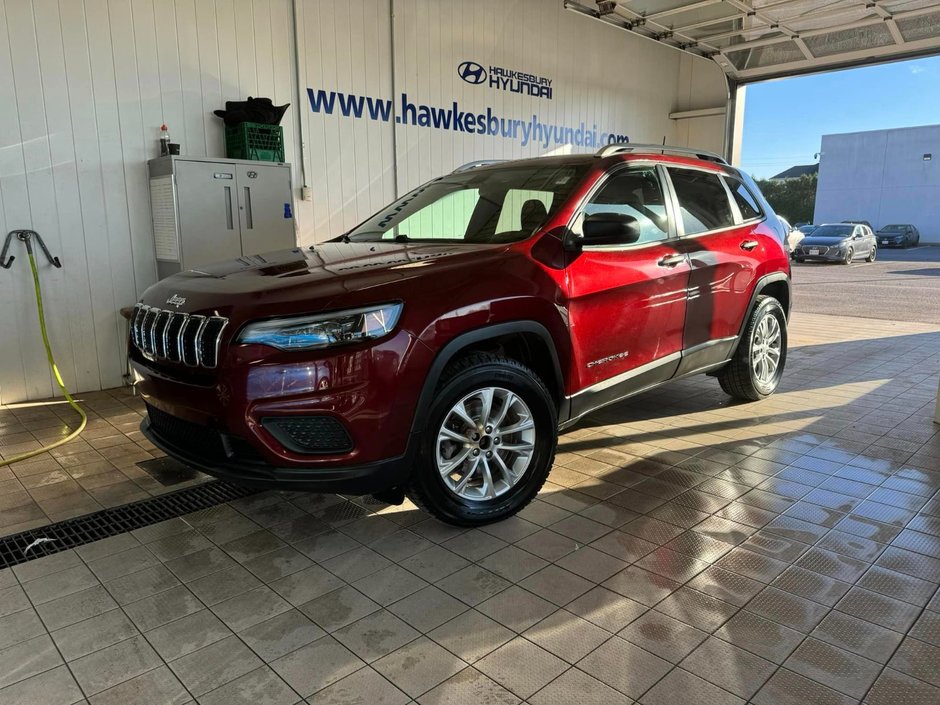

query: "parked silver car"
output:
793 223 877 264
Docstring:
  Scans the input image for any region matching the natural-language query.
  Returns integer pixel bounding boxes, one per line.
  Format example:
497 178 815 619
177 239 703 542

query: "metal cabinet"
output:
148 156 295 278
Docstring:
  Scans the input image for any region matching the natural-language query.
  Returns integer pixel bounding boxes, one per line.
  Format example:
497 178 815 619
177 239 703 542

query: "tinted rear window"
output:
725 177 763 220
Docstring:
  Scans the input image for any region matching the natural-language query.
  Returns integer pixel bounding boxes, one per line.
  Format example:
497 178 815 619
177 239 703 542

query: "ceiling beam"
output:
793 36 814 60
608 2 722 51
734 33 940 81
566 0 940 83
643 0 723 22
886 18 905 46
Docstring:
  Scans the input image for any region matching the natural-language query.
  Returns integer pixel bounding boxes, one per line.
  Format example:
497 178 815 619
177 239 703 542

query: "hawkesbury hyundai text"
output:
131 144 792 526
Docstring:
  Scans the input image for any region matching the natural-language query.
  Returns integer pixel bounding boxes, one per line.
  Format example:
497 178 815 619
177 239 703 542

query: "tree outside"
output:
754 173 817 223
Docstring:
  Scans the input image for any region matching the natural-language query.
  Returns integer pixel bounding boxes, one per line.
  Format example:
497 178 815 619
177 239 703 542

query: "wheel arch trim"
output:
729 272 791 357
410 321 566 435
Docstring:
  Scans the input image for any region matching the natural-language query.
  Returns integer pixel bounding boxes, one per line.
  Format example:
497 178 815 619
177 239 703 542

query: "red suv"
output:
131 144 791 525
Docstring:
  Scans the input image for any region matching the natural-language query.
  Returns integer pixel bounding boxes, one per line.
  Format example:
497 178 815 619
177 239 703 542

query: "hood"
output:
800 236 849 246
140 241 511 316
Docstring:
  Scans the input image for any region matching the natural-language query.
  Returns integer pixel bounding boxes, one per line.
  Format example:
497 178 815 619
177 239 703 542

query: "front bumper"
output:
131 327 433 492
794 248 846 262
142 410 413 493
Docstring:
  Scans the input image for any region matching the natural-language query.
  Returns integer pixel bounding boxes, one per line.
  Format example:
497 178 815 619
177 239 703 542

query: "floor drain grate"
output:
0 480 261 570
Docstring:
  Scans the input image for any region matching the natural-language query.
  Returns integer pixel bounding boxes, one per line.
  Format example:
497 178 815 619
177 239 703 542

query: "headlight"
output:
238 303 403 351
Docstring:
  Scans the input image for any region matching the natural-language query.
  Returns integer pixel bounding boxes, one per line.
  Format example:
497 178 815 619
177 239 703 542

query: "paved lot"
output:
793 246 940 325
2 312 939 704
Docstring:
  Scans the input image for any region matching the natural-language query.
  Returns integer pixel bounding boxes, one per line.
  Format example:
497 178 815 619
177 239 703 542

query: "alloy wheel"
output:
436 387 536 501
752 314 782 386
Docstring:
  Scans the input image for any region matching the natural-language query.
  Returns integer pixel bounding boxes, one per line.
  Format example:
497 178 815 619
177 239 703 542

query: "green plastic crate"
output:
224 122 285 162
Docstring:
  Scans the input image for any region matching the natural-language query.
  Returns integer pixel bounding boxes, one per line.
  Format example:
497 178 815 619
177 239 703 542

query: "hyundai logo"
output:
457 61 486 85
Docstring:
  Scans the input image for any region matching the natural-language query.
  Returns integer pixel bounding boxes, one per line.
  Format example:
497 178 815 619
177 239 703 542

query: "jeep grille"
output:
131 304 228 368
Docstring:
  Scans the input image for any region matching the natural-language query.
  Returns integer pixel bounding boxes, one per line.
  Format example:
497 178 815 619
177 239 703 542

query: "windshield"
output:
880 225 905 232
810 224 853 238
342 164 589 244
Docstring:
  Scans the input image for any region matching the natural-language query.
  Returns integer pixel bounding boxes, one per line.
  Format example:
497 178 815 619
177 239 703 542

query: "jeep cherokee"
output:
130 144 791 526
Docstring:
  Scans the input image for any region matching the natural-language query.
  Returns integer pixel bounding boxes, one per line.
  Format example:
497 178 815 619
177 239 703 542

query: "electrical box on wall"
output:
148 156 295 279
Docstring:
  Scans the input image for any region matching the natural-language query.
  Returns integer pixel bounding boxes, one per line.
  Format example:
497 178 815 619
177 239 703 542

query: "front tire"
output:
842 247 854 265
717 296 788 402
407 353 557 526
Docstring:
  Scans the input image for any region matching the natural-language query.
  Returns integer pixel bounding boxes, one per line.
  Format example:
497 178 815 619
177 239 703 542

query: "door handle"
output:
657 254 685 268
740 239 759 251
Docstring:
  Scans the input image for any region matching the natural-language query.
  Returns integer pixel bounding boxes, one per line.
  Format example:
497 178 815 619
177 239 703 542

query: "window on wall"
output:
668 168 735 236
725 177 763 221
582 168 669 245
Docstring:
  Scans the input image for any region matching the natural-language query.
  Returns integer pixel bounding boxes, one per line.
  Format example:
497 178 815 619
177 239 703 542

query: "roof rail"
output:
452 159 505 173
595 143 728 165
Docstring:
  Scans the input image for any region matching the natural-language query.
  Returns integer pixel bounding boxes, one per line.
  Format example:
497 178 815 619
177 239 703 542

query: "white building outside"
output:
814 124 940 241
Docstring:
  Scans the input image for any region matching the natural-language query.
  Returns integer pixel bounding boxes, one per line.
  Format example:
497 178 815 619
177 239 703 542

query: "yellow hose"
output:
0 249 87 467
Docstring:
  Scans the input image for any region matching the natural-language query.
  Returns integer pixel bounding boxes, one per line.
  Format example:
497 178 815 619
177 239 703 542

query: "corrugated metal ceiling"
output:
566 0 940 81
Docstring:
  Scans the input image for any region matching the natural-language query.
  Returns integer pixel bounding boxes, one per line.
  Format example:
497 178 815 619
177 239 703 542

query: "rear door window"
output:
667 168 735 236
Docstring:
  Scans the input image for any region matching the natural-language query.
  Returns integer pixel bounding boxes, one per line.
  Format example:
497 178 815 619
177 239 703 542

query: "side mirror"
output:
569 212 641 249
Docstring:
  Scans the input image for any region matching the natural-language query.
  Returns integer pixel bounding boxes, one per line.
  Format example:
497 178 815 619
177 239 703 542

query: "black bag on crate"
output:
214 96 290 126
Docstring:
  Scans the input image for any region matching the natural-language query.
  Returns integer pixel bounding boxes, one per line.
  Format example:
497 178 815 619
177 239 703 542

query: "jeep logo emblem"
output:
166 294 186 308
457 61 486 85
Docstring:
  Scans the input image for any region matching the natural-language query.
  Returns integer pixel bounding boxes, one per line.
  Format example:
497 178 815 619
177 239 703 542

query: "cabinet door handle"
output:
741 239 759 251
658 254 685 268
223 186 233 230
243 186 253 229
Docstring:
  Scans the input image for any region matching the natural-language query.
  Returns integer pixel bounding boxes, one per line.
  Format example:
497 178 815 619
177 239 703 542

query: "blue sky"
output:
740 55 940 179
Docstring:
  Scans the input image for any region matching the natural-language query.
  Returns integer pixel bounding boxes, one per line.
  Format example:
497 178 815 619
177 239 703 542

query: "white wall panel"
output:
815 125 940 239
0 0 727 403
295 0 396 243
387 0 726 196
0 0 298 404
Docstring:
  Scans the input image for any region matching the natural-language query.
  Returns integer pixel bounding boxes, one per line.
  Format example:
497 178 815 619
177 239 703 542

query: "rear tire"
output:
406 353 557 526
866 246 877 263
717 296 788 402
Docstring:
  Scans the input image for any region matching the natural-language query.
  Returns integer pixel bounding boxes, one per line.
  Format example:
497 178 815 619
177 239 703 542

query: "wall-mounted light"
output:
924 153 933 161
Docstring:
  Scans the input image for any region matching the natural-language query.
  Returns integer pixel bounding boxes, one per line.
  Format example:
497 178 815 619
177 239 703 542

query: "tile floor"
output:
1 311 939 704
0 391 205 536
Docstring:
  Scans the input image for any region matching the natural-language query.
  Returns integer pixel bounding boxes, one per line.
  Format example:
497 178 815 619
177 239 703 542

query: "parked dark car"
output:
794 223 877 264
876 224 920 248
129 145 791 526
